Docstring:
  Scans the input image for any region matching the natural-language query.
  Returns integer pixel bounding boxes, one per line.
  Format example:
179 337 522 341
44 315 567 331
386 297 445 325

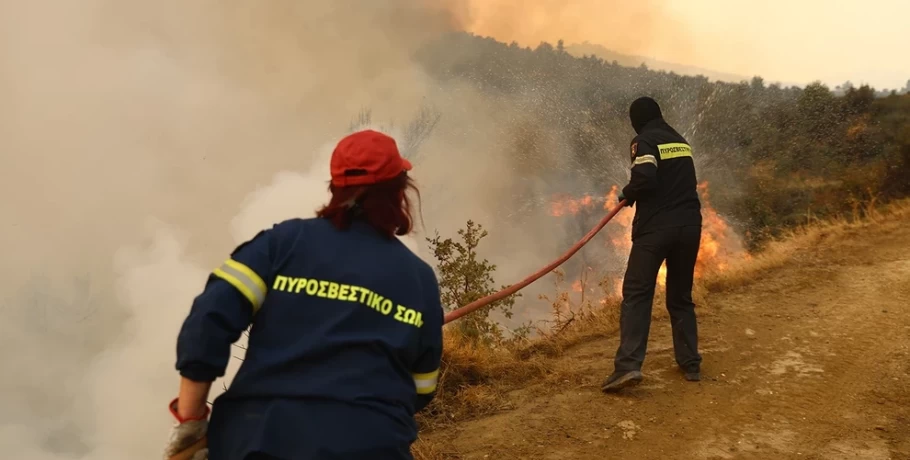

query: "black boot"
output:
681 365 701 382
601 370 643 393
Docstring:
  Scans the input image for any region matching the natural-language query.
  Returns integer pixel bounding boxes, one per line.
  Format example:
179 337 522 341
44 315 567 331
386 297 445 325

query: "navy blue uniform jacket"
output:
175 217 444 460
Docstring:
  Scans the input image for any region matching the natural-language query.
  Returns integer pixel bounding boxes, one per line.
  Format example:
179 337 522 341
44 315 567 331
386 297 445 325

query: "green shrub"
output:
426 220 525 346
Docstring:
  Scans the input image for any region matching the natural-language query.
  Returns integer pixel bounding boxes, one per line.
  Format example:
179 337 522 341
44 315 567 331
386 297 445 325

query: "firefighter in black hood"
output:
602 96 703 392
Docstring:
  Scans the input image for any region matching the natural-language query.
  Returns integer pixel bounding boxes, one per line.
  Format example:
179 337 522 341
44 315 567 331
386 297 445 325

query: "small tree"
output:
427 220 521 345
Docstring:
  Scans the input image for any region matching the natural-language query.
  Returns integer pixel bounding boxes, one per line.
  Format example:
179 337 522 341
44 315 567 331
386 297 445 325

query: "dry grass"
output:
417 331 544 429
706 197 910 292
412 435 460 460
412 198 910 459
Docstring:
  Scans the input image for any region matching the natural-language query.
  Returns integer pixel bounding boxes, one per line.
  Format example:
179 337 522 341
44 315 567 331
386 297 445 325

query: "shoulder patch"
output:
630 142 638 161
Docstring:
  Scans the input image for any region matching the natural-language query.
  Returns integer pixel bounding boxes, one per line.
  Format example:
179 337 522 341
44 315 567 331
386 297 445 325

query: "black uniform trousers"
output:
614 225 703 373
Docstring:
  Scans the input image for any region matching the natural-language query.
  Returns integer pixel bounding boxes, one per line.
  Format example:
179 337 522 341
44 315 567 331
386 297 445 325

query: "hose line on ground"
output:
443 200 627 324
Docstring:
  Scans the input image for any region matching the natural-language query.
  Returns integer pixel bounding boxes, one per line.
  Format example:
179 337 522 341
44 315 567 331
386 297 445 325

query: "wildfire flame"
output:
548 181 748 297
550 194 596 217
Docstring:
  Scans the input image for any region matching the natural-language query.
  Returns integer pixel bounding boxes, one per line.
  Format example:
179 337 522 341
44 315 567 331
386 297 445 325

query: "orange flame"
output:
549 193 597 217
571 280 583 292
549 181 747 296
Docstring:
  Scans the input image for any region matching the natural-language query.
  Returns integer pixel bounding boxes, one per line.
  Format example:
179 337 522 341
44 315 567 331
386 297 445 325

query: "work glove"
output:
617 192 634 208
163 398 210 460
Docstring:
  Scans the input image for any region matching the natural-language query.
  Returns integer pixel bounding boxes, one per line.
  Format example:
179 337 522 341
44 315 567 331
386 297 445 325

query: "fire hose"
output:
444 200 627 324
169 201 627 460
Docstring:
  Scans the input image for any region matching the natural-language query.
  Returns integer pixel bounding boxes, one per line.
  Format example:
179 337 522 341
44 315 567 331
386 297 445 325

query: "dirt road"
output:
423 218 910 459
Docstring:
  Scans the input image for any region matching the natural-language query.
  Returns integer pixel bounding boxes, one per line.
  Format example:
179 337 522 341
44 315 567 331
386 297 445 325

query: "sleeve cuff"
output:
412 369 440 395
178 363 220 382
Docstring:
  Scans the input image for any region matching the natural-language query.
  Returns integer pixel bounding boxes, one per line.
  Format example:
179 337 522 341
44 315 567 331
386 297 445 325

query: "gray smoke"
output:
0 1 583 458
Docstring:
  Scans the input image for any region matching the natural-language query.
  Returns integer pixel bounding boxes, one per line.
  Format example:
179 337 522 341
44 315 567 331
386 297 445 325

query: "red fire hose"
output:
443 200 627 324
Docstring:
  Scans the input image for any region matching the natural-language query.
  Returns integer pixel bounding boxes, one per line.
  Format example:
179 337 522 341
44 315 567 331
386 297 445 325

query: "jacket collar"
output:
637 117 665 134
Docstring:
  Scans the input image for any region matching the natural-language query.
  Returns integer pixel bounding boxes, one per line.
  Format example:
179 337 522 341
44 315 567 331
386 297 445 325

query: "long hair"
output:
316 172 422 239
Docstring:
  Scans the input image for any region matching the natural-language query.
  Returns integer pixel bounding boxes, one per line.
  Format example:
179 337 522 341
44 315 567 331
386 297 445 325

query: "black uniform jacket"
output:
621 118 702 239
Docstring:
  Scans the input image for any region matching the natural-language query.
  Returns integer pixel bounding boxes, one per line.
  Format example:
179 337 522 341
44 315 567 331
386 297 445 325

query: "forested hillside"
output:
415 32 910 249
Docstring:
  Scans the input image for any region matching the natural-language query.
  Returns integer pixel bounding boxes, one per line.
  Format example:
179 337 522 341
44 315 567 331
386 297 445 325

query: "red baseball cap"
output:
330 130 413 187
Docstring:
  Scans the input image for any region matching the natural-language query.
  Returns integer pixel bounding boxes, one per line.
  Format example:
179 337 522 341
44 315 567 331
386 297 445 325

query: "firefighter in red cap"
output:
164 130 444 460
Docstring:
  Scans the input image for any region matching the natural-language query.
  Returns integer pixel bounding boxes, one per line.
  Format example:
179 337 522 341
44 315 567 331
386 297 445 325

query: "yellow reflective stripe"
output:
657 142 692 160
212 259 268 313
633 154 657 167
224 259 268 294
413 369 439 395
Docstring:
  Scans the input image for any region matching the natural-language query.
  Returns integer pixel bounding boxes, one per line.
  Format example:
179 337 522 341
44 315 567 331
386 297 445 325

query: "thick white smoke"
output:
0 1 580 458
227 131 421 255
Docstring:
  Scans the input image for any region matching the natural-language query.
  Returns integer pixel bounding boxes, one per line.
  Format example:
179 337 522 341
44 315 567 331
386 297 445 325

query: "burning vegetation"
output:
548 182 750 301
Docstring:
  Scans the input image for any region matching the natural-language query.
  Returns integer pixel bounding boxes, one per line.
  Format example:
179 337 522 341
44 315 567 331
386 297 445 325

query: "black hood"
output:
629 97 663 134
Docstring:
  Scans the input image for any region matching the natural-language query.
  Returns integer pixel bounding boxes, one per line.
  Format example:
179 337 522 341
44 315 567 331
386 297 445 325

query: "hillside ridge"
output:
565 41 759 85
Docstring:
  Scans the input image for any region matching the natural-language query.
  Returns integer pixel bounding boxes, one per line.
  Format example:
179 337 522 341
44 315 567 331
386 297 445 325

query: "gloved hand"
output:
163 398 210 460
618 192 634 207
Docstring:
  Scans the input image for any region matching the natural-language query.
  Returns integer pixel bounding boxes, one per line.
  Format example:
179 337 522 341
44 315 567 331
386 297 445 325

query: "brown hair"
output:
316 172 421 239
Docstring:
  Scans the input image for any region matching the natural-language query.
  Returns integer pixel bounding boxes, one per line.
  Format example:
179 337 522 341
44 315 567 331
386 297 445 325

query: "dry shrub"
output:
530 269 624 350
